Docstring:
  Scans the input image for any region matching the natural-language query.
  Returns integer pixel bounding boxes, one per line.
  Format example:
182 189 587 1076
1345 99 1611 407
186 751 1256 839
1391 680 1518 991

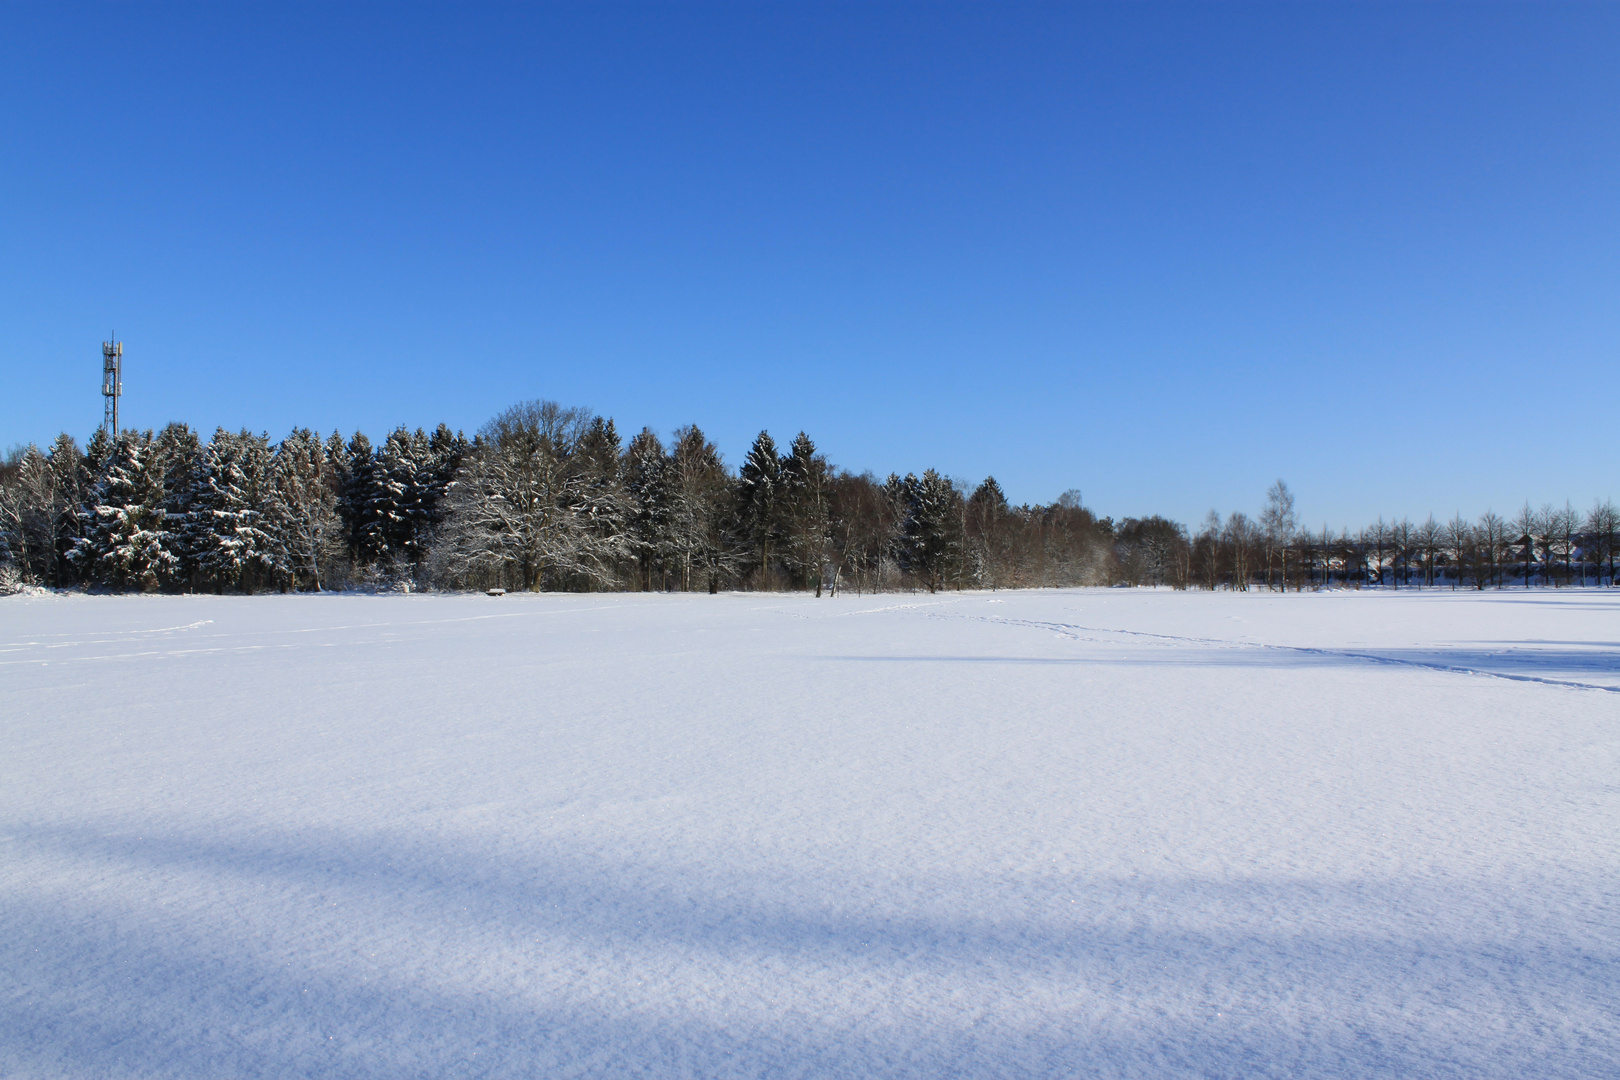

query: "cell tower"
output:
102 334 123 436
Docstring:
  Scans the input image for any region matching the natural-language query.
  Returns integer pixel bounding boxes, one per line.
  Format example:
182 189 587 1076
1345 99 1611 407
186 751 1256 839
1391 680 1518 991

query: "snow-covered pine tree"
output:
171 432 226 591
188 428 237 592
337 432 385 567
57 429 112 587
779 432 831 593
81 428 112 483
969 476 1008 516
66 431 113 584
43 435 85 587
889 472 919 585
423 423 469 537
623 427 670 590
967 476 1010 589
276 428 343 590
667 425 733 593
576 416 621 480
734 431 781 588
372 427 432 567
239 431 293 591
73 430 175 592
894 469 964 593
571 416 629 587
150 423 203 589
151 423 201 485
324 431 351 500
190 429 291 593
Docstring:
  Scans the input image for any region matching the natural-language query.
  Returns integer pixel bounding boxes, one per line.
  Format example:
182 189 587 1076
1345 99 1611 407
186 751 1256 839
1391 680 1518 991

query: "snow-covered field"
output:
2 587 1617 1079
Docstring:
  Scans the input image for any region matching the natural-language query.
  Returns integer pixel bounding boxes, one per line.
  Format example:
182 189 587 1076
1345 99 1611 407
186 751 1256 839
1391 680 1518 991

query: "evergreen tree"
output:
324 431 351 497
46 434 85 587
734 431 782 587
576 416 622 481
81 428 112 482
779 431 831 592
969 476 1008 517
241 431 292 591
151 422 203 589
338 432 386 566
568 416 628 588
372 427 434 565
967 476 1010 589
277 428 343 590
1113 515 1190 588
894 469 964 593
189 429 290 592
58 429 112 586
73 430 175 591
424 423 469 534
623 427 670 590
668 425 733 593
171 433 223 590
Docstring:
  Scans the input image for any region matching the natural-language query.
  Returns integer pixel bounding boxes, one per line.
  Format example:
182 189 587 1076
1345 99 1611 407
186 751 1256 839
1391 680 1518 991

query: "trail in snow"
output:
945 611 1620 693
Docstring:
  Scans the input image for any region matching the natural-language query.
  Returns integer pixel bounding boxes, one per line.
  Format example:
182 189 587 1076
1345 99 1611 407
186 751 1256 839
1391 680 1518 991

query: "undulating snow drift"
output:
2 588 1616 1079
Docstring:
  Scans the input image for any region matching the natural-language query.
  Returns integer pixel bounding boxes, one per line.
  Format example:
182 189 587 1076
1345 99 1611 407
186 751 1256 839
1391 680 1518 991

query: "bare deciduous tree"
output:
432 401 628 591
1587 499 1618 587
1223 512 1257 591
1261 479 1297 591
1417 515 1442 588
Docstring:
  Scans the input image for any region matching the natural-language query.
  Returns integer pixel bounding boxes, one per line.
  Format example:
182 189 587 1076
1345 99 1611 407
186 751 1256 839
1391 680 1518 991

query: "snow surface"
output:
2 587 1617 1079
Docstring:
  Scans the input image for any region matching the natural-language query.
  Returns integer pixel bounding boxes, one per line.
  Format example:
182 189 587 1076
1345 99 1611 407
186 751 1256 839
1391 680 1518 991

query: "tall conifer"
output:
735 431 781 587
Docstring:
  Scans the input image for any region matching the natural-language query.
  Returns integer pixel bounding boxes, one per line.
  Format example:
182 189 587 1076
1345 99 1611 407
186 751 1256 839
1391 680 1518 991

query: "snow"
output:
2 587 1617 1078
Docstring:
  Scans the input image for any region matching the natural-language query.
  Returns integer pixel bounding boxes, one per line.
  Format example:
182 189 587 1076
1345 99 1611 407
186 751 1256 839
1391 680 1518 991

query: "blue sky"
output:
2 3 1616 528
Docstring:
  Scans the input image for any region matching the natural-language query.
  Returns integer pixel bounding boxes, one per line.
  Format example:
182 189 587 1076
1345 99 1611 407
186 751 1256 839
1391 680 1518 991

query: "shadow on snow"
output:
3 820 1616 1079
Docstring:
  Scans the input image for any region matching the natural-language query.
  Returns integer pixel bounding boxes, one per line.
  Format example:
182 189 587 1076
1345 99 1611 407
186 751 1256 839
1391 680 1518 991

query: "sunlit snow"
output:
3 588 1617 1078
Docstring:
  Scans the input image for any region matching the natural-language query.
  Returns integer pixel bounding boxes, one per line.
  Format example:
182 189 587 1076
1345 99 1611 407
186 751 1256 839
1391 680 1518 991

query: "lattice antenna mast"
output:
102 334 123 437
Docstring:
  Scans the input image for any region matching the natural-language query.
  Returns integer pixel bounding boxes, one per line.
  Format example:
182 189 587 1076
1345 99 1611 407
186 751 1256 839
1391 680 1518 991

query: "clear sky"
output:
2 3 1616 529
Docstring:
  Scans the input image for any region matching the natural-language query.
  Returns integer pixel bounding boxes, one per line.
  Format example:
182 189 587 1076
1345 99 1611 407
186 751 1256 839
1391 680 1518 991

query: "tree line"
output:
1186 481 1620 592
2 403 1615 594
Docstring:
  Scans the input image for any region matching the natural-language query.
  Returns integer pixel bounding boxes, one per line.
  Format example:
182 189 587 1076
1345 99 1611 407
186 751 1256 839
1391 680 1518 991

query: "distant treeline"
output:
2 400 1616 594
1187 484 1619 592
